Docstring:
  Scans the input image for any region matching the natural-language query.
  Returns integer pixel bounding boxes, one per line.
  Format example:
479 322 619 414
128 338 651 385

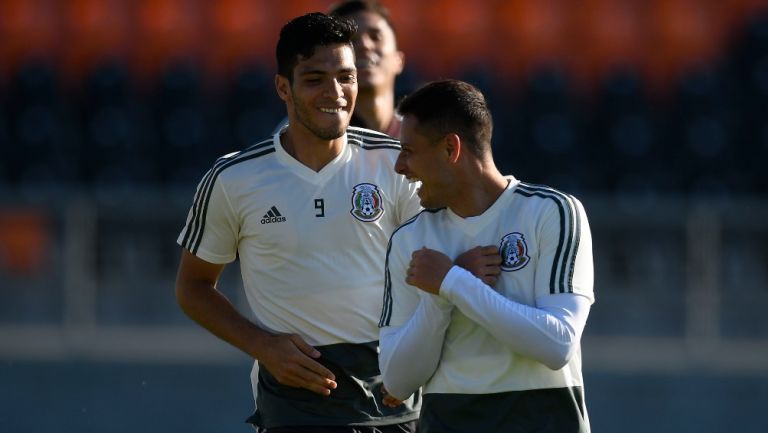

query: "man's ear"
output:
445 133 461 163
394 50 405 75
275 74 291 103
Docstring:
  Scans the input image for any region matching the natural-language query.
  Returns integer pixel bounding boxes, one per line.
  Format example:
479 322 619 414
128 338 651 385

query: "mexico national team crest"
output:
350 183 384 222
499 232 530 272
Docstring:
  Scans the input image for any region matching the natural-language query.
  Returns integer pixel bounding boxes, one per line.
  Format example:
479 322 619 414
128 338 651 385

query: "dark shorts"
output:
263 420 416 433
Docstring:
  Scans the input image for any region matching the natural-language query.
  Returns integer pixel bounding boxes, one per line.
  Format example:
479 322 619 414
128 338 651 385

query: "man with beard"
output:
273 1 406 138
174 13 422 432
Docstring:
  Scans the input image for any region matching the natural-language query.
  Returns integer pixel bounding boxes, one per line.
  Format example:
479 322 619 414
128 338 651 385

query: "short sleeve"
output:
177 172 239 264
534 195 594 303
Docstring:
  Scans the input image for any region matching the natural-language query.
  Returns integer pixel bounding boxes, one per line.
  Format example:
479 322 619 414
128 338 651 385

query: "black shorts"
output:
263 421 416 433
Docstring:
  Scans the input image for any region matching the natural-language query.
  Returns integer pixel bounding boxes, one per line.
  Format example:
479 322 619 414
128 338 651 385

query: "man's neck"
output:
281 128 345 173
355 86 396 132
449 164 509 218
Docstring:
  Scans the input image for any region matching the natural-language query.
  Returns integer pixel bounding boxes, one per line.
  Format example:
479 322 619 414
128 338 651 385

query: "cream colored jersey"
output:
380 177 594 395
178 126 421 346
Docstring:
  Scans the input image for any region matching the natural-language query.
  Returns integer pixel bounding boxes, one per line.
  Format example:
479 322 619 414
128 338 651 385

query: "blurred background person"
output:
330 0 405 136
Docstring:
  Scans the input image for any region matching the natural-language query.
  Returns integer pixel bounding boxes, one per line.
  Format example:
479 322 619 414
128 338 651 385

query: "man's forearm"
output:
440 266 591 370
176 281 271 359
379 296 453 400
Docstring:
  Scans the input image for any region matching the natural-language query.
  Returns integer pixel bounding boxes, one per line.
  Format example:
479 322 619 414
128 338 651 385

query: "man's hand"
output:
381 385 404 408
406 247 453 294
455 245 502 287
258 333 337 396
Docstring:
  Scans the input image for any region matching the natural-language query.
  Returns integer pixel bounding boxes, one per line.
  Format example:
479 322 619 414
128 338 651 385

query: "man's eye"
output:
370 31 383 41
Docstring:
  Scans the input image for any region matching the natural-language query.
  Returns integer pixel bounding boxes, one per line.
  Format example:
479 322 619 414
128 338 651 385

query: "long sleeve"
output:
379 294 452 400
440 266 591 370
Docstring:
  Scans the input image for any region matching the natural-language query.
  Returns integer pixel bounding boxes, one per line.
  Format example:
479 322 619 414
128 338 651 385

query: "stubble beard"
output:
293 98 347 141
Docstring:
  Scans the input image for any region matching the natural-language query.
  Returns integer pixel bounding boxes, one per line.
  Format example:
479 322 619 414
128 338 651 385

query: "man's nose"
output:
394 154 406 175
324 79 344 98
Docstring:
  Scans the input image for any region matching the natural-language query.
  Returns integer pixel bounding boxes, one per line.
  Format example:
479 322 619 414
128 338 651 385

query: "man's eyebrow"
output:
297 69 327 76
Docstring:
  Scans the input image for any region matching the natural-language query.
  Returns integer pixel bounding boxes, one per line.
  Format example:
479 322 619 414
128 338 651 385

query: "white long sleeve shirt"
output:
379 178 594 400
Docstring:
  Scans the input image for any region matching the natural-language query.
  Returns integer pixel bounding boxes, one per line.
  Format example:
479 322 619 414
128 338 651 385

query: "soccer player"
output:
273 0 405 138
174 13 422 432
329 0 405 137
379 80 595 433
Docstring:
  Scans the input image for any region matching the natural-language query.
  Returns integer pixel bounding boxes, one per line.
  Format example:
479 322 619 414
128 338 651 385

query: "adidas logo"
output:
260 206 287 224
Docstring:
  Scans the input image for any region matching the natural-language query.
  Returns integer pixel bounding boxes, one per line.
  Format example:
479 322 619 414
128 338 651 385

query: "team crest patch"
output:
350 183 384 222
499 232 530 272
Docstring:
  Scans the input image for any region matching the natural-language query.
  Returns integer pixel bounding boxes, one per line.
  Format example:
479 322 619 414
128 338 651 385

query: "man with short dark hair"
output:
175 13 421 432
379 80 595 433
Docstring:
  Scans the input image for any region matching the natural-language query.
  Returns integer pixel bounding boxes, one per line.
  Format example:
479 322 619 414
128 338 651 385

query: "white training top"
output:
178 126 421 346
379 177 594 397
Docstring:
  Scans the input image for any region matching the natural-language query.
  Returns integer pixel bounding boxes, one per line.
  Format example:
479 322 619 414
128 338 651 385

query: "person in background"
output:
379 79 595 433
273 0 406 137
329 0 405 137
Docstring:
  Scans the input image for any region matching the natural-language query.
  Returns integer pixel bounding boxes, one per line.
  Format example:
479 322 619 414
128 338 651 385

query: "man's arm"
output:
406 249 591 370
379 244 500 400
175 250 337 395
379 294 452 401
440 266 590 370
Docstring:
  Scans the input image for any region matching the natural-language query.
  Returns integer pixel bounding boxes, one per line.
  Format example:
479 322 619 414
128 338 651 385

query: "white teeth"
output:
320 108 343 113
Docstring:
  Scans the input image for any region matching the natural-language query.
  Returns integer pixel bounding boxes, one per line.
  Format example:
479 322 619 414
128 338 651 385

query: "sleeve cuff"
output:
440 265 474 302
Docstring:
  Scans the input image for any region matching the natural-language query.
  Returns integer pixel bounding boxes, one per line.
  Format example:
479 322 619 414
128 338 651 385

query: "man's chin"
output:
315 125 347 141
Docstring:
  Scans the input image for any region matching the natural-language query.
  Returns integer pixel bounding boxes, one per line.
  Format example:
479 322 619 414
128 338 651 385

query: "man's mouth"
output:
320 107 344 114
357 57 379 69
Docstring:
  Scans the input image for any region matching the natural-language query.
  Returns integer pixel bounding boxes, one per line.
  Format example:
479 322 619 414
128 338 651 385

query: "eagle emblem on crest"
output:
499 232 530 272
350 183 384 222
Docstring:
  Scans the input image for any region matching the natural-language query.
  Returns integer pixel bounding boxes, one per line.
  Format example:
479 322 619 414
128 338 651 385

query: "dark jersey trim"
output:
348 125 398 141
514 183 580 294
181 139 275 254
379 208 445 327
347 134 401 151
566 194 582 290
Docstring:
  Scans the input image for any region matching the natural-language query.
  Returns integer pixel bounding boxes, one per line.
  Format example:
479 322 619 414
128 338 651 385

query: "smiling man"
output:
174 13 423 432
379 80 595 433
329 0 405 137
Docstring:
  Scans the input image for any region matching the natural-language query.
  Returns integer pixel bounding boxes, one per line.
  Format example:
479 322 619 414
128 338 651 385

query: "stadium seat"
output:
0 207 50 275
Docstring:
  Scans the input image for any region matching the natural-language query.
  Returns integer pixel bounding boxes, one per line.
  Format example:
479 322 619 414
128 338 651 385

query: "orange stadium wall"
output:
1 0 767 93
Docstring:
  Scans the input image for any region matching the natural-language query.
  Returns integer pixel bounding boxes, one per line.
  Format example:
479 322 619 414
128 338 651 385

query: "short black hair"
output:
398 80 493 157
328 0 396 33
276 12 357 81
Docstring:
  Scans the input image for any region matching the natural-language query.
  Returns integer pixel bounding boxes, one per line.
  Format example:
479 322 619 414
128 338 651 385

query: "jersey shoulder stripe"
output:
181 139 276 254
514 183 581 294
348 125 396 140
522 183 582 293
347 127 401 150
379 208 445 328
